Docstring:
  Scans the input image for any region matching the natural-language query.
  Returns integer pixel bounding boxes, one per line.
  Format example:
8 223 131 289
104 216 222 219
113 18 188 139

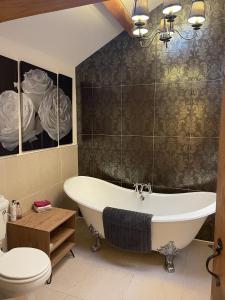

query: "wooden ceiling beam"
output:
0 0 107 23
103 0 134 36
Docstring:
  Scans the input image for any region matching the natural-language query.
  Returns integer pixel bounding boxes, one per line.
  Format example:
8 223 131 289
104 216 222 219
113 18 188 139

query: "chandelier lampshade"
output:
163 0 182 16
188 0 206 29
132 0 149 22
133 26 149 37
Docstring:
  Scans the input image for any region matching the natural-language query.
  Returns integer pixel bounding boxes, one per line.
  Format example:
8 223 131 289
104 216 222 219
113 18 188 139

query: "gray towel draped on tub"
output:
103 207 153 253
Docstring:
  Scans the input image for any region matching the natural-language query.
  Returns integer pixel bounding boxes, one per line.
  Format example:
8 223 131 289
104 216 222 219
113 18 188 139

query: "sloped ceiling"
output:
0 1 162 67
0 4 123 66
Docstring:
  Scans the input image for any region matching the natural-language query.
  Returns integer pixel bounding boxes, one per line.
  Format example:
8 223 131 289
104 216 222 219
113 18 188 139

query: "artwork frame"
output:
0 57 73 156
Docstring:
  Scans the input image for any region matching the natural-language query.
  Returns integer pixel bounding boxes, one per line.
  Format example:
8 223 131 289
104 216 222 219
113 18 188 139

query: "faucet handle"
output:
144 183 152 193
133 183 139 192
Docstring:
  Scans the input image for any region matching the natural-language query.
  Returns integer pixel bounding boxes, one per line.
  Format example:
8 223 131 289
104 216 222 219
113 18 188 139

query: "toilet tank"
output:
0 196 9 251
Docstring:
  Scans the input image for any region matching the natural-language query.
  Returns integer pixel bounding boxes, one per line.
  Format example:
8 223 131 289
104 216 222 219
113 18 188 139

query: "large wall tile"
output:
122 85 155 136
38 149 61 190
196 214 215 242
152 185 189 194
92 33 124 87
156 40 195 83
78 135 93 176
155 83 192 137
4 153 42 200
60 145 78 181
153 137 189 188
76 87 93 135
191 23 225 81
122 136 153 185
92 135 122 181
0 146 77 213
76 56 93 88
93 87 121 135
122 35 156 85
0 159 7 196
190 80 222 137
189 138 218 192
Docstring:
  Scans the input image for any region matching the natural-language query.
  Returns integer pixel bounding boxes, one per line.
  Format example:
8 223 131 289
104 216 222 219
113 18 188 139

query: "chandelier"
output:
132 0 206 47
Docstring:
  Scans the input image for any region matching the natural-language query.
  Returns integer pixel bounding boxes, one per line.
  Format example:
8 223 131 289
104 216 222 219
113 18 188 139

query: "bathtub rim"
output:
64 176 216 223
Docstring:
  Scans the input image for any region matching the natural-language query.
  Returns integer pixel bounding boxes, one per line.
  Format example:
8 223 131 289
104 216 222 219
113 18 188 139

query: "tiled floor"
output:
16 218 213 300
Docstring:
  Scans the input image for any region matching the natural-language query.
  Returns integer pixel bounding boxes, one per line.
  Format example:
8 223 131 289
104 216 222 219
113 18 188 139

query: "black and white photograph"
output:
58 74 73 145
20 61 58 151
0 55 19 157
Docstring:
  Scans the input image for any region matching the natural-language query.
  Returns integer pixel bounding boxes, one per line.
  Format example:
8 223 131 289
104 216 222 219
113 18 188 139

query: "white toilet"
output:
0 196 52 300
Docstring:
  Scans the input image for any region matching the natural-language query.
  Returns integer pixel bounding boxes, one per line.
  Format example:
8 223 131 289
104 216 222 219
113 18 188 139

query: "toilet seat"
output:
0 248 51 283
0 266 51 285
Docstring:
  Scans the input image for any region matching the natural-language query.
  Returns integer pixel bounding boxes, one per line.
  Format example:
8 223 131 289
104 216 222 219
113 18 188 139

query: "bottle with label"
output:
16 202 22 219
10 200 17 222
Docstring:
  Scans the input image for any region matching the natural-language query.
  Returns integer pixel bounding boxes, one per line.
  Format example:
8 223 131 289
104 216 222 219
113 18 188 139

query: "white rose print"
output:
21 69 53 111
0 91 40 150
38 87 72 141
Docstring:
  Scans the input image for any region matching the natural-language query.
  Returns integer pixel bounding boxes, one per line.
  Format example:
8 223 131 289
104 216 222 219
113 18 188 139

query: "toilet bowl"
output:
0 247 52 299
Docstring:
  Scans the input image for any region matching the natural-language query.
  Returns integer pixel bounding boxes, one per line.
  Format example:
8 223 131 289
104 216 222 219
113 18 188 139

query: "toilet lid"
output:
0 248 50 280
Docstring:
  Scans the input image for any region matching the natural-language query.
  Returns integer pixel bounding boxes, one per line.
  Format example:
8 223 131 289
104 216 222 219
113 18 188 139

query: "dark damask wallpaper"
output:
76 0 225 241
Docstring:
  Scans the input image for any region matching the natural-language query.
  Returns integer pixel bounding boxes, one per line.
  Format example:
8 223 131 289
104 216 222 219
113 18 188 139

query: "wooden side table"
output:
7 207 76 268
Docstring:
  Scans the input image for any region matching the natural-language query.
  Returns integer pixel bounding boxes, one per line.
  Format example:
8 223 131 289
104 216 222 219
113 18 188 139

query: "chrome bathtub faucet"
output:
133 183 152 201
144 183 152 194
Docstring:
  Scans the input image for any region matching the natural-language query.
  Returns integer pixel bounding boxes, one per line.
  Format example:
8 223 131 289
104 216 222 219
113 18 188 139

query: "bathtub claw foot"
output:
91 237 102 252
158 241 180 273
89 224 102 252
165 255 175 273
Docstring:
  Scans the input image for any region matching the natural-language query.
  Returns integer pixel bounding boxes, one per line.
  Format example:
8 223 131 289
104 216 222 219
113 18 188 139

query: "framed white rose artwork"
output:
0 55 19 157
58 74 73 145
20 61 58 151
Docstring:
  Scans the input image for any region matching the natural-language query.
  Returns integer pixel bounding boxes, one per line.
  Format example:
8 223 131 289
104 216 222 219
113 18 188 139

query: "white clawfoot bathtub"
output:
64 176 216 272
64 176 216 252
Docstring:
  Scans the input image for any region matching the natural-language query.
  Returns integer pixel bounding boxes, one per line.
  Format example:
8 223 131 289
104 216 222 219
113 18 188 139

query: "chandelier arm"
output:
141 29 160 40
139 31 160 48
174 29 198 40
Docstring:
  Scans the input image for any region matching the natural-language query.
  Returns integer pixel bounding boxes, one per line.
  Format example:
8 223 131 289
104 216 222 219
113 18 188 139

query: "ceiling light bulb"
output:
163 0 182 15
188 0 206 29
133 26 149 37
